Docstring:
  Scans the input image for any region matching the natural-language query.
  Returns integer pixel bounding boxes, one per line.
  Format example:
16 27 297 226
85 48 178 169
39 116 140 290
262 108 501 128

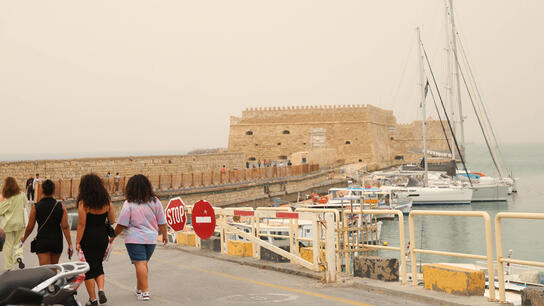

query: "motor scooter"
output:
0 262 89 305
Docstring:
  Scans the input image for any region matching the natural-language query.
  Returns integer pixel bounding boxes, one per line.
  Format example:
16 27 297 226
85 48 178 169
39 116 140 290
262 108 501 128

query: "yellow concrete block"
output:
227 240 253 257
423 264 485 296
299 247 326 269
299 247 314 263
176 232 196 247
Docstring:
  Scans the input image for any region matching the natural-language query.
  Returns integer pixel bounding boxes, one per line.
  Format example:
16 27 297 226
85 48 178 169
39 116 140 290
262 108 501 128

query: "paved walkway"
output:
1 238 430 306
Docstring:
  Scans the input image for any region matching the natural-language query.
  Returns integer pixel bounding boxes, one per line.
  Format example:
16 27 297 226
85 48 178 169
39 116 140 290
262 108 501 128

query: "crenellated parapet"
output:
243 104 367 115
238 104 380 123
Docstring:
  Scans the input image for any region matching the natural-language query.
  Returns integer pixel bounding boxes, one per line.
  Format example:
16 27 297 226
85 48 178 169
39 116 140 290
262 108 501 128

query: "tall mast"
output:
417 27 428 187
449 0 465 158
444 1 456 161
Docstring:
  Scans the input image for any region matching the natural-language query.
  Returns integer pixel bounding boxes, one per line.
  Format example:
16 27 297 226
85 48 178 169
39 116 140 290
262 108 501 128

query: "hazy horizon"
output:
1 1 542 161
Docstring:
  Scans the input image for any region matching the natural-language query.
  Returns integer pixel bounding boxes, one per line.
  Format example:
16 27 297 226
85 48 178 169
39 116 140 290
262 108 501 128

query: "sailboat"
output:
441 0 512 201
375 27 474 206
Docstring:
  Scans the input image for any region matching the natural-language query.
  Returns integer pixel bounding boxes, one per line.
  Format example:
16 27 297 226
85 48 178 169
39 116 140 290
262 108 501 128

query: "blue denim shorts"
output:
125 243 156 262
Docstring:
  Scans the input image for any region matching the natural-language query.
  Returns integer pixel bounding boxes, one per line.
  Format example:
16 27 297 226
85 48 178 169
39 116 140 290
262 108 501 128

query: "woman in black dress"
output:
21 179 73 265
75 174 115 306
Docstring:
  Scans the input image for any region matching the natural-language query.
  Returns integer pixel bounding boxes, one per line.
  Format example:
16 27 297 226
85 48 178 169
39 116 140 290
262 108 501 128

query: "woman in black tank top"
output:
21 180 72 265
75 174 115 306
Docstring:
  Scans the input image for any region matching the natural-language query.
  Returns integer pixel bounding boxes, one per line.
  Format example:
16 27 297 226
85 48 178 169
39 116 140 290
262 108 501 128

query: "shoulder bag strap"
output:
145 202 156 217
36 201 59 234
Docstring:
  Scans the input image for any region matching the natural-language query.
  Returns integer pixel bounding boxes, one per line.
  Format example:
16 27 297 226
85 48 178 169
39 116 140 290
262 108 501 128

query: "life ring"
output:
311 193 319 203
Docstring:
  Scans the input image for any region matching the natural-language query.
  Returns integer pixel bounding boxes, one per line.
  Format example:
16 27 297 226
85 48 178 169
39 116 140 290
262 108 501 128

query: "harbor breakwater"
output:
1 152 339 213
0 152 246 188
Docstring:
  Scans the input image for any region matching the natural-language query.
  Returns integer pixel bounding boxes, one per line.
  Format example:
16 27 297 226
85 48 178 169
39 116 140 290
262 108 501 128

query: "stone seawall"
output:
95 170 338 215
0 152 245 188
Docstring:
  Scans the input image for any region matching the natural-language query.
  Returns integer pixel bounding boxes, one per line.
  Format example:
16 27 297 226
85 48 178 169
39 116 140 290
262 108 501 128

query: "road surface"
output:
1 237 428 305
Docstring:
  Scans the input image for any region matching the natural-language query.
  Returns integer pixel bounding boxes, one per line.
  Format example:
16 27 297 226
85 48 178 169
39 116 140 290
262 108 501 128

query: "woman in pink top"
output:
111 175 167 301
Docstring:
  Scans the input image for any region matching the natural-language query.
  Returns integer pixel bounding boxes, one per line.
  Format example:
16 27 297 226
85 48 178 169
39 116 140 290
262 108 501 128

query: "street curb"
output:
351 279 509 306
159 245 510 306
160 244 323 280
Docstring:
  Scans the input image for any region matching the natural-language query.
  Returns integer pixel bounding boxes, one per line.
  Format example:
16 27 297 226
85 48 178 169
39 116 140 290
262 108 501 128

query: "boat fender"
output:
317 196 328 204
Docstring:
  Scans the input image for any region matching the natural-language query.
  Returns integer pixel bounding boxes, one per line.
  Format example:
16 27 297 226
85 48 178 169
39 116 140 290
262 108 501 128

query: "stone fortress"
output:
228 104 452 170
1 104 451 187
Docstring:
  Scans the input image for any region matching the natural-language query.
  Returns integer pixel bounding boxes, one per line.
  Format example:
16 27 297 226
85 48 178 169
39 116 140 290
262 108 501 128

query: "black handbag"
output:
31 201 59 253
30 239 38 253
105 218 115 238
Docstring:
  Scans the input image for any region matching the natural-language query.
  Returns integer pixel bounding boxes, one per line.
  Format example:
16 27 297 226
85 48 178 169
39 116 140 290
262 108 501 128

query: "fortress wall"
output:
229 104 452 167
0 152 246 188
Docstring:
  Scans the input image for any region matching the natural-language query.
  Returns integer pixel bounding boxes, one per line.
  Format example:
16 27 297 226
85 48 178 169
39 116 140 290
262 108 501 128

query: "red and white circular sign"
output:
191 200 216 239
165 197 186 232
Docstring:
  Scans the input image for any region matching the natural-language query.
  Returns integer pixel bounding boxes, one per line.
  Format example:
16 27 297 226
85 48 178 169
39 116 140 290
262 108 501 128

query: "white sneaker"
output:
137 291 150 301
135 288 141 296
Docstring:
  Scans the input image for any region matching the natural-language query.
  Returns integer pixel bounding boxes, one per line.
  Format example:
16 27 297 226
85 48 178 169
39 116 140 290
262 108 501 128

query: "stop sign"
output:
191 200 216 239
165 197 186 232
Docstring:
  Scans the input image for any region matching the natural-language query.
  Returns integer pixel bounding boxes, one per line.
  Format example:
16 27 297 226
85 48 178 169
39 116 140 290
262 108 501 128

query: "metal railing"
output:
338 209 407 284
172 205 544 300
296 208 341 274
211 206 338 282
408 210 496 301
495 212 544 303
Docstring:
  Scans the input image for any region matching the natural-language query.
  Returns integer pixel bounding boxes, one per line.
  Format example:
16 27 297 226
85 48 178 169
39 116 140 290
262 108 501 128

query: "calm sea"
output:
380 142 544 264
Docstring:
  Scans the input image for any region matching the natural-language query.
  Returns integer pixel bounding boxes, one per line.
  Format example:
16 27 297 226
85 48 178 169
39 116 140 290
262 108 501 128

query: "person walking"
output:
113 172 120 193
25 175 34 202
32 173 41 192
0 177 26 270
104 172 111 192
21 179 73 265
111 174 167 302
75 174 115 306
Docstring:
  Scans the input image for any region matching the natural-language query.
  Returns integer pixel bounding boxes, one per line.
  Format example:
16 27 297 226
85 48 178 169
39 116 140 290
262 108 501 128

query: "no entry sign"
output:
191 200 216 239
165 197 186 232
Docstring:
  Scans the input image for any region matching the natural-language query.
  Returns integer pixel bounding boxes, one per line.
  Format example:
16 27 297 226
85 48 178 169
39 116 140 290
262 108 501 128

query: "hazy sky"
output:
1 1 542 161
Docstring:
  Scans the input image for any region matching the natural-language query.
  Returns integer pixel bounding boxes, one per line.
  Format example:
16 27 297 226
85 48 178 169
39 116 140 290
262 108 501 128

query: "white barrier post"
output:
325 212 337 282
311 214 320 270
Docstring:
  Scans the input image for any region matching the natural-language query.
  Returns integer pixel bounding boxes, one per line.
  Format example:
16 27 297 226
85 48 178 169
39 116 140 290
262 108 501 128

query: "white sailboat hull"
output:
382 186 473 205
471 183 509 202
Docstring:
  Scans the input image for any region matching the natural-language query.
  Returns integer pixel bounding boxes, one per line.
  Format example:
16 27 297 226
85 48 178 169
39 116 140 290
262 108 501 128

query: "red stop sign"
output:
165 197 186 232
191 200 216 239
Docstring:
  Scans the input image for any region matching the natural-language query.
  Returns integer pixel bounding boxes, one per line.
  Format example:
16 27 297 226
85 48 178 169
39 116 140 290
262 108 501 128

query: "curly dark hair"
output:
125 174 157 204
76 173 110 209
2 177 20 199
41 179 55 196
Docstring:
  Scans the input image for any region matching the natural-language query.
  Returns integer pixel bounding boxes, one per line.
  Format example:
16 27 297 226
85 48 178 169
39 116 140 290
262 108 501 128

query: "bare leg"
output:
95 274 105 291
37 253 51 266
84 279 96 301
50 253 61 265
134 261 149 292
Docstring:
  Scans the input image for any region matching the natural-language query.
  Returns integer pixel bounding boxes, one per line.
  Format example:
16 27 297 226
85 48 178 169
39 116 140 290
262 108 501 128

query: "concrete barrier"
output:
260 246 289 263
299 247 326 270
201 236 221 252
176 232 196 247
353 256 399 282
521 287 544 306
422 264 485 296
227 241 253 257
